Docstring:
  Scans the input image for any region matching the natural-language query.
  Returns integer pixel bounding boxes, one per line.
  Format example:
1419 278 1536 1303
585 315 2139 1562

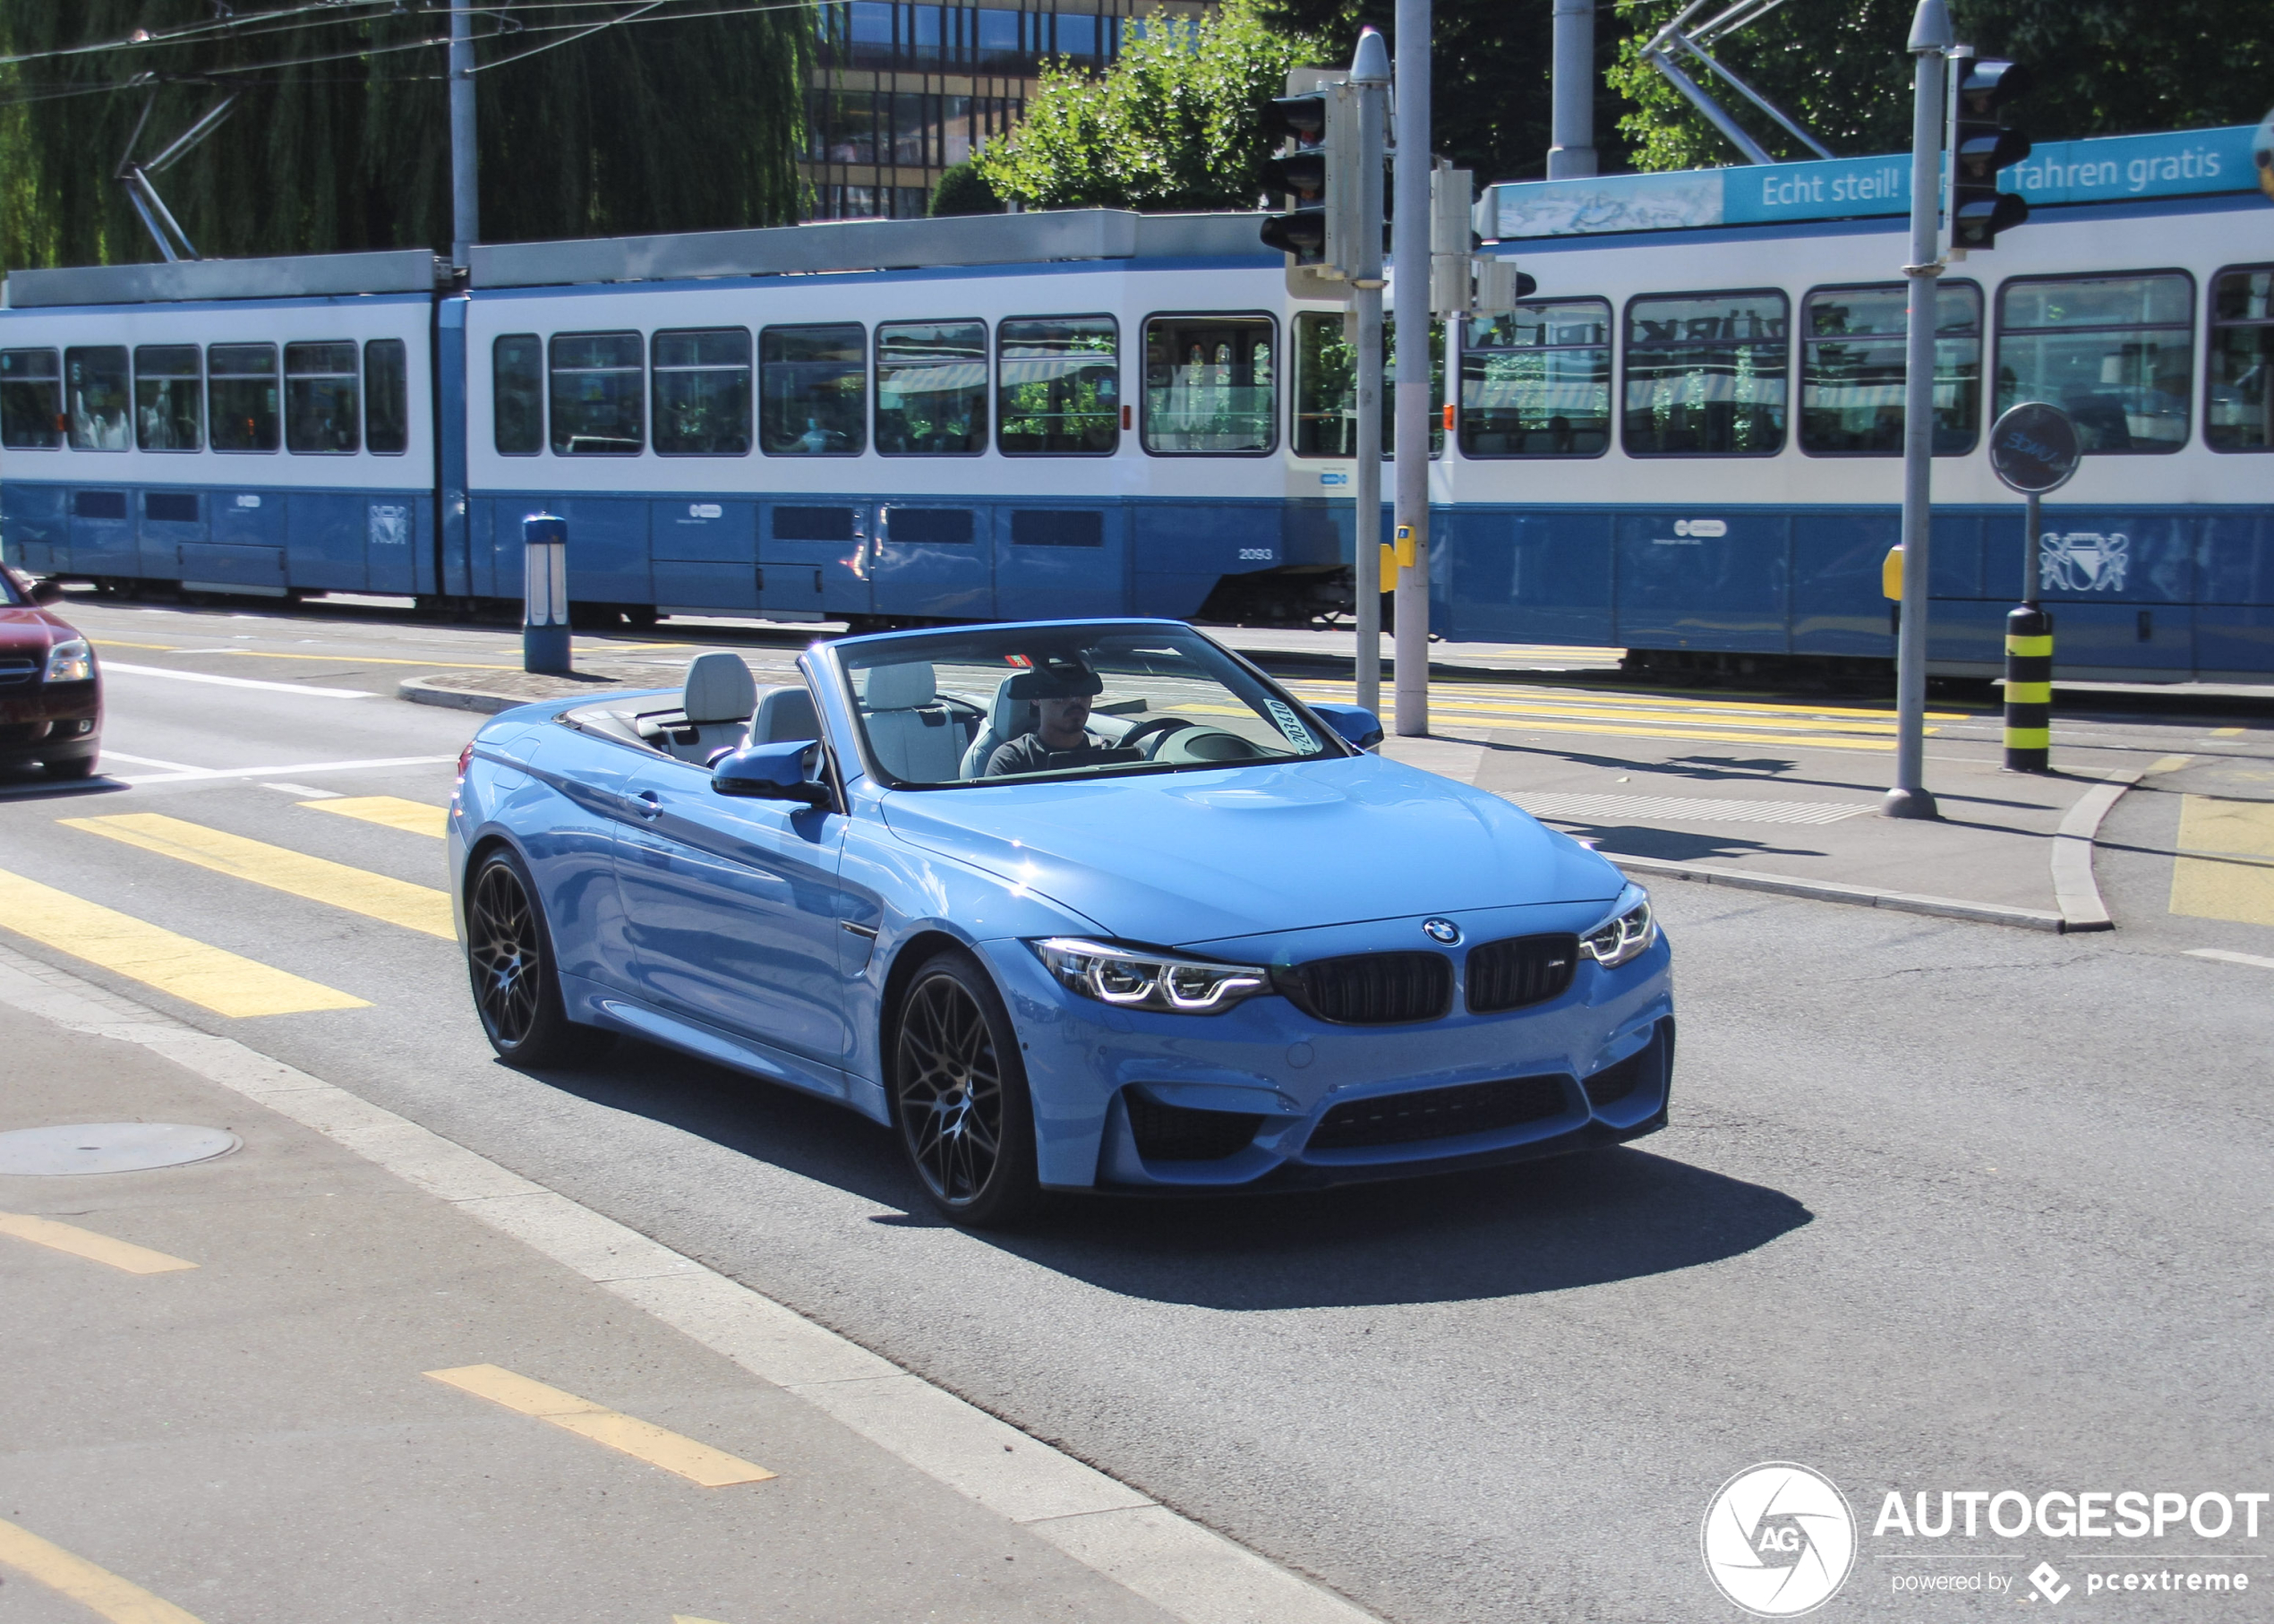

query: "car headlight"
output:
1030 937 1270 1014
43 638 92 683
1580 883 1656 969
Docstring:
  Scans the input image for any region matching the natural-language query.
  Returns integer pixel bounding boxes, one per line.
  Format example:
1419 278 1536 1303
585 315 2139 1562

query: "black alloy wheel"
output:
466 847 591 1067
892 952 1039 1227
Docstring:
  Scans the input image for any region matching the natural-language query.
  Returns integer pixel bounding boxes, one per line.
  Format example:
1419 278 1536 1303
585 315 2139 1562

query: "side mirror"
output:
1309 702 1384 752
712 739 830 808
28 577 64 606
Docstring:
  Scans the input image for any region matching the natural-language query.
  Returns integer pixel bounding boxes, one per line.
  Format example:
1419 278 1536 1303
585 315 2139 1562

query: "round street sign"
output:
1987 401 2081 494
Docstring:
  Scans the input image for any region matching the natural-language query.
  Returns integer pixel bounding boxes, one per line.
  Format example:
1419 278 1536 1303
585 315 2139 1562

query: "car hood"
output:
0 605 66 655
876 753 1624 946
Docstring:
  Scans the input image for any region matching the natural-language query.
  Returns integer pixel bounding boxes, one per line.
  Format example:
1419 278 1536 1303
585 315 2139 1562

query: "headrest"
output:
750 685 820 745
1006 660 1101 700
682 652 757 724
863 661 937 710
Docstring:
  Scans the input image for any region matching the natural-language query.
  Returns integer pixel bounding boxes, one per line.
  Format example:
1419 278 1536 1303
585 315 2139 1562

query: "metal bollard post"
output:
522 512 570 675
2004 600 2053 771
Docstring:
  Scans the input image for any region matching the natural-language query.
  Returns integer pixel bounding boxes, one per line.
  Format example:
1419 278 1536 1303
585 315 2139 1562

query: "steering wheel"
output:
1119 716 1197 757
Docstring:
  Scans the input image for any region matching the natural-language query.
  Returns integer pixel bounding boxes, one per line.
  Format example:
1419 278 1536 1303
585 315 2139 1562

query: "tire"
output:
890 950 1040 1227
40 754 97 781
464 846 596 1068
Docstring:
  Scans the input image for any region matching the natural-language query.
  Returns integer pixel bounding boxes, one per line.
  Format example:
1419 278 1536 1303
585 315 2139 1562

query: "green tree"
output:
974 0 1321 212
1609 0 2274 172
929 158 1003 216
0 3 810 270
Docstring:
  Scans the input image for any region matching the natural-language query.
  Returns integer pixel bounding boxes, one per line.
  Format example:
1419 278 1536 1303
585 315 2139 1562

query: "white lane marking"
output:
100 661 374 698
94 749 202 772
2185 947 2274 971
115 755 458 785
261 782 339 798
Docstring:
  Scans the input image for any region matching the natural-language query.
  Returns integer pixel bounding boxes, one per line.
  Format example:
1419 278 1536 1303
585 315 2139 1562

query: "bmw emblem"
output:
1423 918 1461 944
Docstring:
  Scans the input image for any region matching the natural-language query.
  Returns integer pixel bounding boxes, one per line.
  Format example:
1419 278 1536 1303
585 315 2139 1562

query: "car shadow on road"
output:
534 1040 1812 1311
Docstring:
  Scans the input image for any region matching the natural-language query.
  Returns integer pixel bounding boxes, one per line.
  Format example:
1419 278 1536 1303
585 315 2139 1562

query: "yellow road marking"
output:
424 1364 776 1487
2213 726 2244 738
2148 755 2194 774
86 637 182 652
0 869 367 1017
0 1514 209 1623
2170 796 2274 927
0 1213 197 1274
1426 713 1899 752
1419 700 1909 736
61 814 454 938
304 795 448 838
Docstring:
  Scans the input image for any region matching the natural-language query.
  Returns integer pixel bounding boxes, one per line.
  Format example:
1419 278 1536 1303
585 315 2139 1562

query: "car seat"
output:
957 674 1039 778
640 651 756 764
748 684 821 747
859 662 971 782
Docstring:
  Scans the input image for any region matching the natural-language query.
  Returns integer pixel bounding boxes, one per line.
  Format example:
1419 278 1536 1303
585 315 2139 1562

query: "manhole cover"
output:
0 1124 241 1176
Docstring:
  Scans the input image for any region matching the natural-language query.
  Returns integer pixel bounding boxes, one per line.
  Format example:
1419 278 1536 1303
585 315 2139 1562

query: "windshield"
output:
0 567 27 607
837 624 1346 787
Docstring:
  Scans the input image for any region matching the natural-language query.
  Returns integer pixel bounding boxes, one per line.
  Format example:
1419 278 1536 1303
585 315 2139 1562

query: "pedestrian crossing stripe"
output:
304 796 449 838
0 868 367 1017
60 813 456 938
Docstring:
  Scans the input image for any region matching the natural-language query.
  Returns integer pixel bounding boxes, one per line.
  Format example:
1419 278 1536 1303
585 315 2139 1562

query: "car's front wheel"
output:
891 950 1039 1227
465 846 594 1068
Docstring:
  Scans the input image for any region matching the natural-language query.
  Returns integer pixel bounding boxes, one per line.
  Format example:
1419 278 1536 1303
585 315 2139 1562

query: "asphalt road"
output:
4 597 2270 1621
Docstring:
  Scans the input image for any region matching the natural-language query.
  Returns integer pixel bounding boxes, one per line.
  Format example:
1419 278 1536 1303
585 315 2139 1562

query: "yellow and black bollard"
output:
2003 603 2052 770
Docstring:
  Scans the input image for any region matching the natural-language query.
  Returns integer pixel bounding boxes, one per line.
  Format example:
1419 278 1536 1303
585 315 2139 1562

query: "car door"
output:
611 752 853 1068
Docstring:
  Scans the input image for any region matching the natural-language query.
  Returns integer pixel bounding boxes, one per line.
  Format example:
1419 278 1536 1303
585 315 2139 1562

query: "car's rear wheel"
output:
891 951 1039 1227
466 846 595 1068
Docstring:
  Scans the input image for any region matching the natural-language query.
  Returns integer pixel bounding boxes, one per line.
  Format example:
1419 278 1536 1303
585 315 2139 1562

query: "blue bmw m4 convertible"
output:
449 619 1673 1225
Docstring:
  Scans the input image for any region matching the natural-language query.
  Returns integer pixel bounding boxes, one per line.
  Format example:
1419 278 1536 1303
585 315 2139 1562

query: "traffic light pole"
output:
1391 0 1432 738
1349 32 1390 720
1885 0 1953 821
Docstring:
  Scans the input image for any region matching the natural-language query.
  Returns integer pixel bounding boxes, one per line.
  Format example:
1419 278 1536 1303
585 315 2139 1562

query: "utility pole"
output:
1548 0 1596 179
1390 0 1431 738
1349 33 1391 720
450 2 479 270
1885 0 1953 820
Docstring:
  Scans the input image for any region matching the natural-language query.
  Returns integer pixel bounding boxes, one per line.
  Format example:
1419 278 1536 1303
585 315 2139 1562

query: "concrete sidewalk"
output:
0 948 1375 1624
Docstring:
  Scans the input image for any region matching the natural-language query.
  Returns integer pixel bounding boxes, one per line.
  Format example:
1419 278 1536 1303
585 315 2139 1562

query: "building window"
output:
1459 299 1611 457
876 321 987 454
761 324 867 455
64 346 131 451
1142 314 1276 454
1622 290 1788 456
285 340 361 455
550 331 645 456
1996 273 2193 454
493 335 543 455
364 338 409 455
207 343 280 453
1800 282 1980 456
1289 312 1442 457
133 345 203 452
2205 265 2272 453
997 315 1116 454
0 349 60 449
653 328 753 455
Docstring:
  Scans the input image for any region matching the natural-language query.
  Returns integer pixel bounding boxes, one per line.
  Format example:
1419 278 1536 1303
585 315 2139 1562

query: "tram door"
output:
873 504 990 619
762 501 871 619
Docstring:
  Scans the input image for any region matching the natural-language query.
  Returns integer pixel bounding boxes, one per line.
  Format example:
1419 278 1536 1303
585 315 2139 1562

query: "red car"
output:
1 567 100 780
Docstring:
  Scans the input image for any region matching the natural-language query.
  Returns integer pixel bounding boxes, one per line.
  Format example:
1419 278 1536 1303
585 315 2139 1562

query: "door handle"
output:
634 790 663 819
755 565 765 592
814 568 824 594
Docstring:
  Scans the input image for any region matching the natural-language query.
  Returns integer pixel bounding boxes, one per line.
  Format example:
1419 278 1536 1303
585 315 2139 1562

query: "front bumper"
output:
978 899 1676 1192
0 679 101 768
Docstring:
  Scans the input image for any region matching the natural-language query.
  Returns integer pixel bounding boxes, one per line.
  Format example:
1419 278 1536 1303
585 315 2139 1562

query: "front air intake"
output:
1308 1073 1571 1150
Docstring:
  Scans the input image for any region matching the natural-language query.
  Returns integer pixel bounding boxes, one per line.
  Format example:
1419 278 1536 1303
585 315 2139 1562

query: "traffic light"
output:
1260 86 1352 272
1950 57 2031 250
1473 258 1537 315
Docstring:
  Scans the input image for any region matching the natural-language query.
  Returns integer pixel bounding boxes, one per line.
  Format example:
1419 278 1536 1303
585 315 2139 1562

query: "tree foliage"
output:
0 3 811 270
973 0 1321 211
929 158 1003 216
1610 0 2274 172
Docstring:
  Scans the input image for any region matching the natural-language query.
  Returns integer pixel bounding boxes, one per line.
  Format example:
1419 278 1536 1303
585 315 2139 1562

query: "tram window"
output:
1142 314 1275 455
206 343 279 453
1460 299 1611 457
651 328 751 456
1 349 61 449
132 346 203 452
1800 282 1979 456
551 331 645 455
364 339 408 455
2206 266 2274 453
997 316 1116 454
760 324 865 455
1289 312 1444 457
493 334 543 455
64 346 131 451
285 341 360 455
1996 273 2192 454
876 321 987 455
1623 292 1786 455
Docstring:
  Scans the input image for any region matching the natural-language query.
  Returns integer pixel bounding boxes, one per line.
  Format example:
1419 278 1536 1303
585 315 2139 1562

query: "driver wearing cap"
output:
985 659 1115 776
